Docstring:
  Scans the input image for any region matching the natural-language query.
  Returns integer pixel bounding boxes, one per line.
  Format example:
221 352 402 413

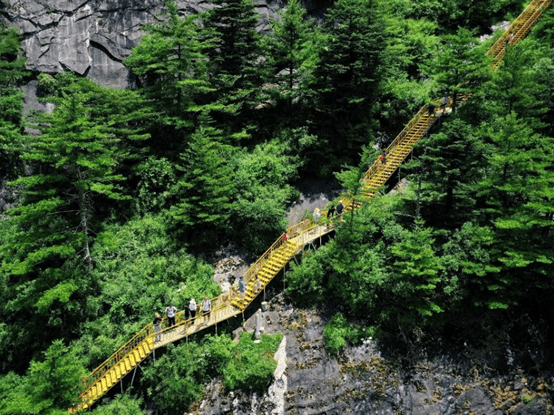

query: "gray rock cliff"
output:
1 0 283 89
196 293 553 415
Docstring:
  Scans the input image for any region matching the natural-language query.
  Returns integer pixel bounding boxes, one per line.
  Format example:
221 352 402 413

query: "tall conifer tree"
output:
423 27 491 113
0 24 28 179
262 0 317 129
125 3 212 157
1 79 147 327
170 116 235 244
415 119 487 229
201 0 264 137
309 0 386 170
473 113 554 308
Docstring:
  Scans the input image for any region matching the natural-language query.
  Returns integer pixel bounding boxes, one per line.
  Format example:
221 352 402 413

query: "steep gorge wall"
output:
1 0 283 89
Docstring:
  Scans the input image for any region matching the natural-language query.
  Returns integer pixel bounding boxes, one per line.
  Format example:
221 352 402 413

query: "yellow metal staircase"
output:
232 239 300 309
68 0 550 412
69 329 154 413
362 104 438 197
488 0 551 67
361 0 551 199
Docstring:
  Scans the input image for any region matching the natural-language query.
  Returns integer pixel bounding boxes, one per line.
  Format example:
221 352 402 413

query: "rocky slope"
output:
194 293 553 415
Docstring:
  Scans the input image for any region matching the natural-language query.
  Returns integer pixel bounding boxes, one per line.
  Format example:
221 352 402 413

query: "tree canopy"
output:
2 0 554 412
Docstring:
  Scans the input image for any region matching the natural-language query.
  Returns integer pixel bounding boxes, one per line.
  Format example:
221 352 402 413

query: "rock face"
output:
1 0 283 89
196 293 553 415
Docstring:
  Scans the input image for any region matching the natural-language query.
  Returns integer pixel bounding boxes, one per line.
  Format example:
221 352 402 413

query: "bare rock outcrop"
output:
1 0 283 89
195 293 554 415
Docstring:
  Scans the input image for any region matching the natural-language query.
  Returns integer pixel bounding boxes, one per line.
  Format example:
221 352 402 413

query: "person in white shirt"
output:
165 303 177 327
189 298 197 323
202 297 211 325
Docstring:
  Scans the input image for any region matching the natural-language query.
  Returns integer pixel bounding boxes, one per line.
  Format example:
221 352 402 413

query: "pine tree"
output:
201 0 263 136
262 0 317 129
482 41 547 129
309 0 386 170
3 79 138 310
423 27 491 113
0 78 150 371
415 118 487 229
532 49 554 138
389 220 444 322
170 116 235 244
125 3 212 157
0 24 28 179
474 113 554 308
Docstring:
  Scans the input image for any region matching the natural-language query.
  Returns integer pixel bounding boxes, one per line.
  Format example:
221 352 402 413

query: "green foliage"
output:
0 79 149 373
71 214 219 367
142 343 208 414
170 118 235 238
141 333 282 413
522 395 533 405
422 27 492 112
210 332 283 391
390 219 444 319
228 139 299 252
91 394 145 415
262 0 318 130
440 222 497 308
472 112 554 308
393 0 521 33
483 40 548 127
134 156 177 214
3 0 554 410
379 12 439 132
0 340 86 414
308 0 387 171
531 49 554 137
324 313 349 355
0 23 27 179
204 0 261 80
286 243 329 304
334 145 378 226
3 78 142 312
125 5 211 139
37 73 56 95
323 313 375 355
414 117 487 228
201 0 264 135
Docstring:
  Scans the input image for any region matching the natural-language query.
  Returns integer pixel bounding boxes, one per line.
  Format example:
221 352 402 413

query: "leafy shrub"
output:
92 394 145 414
71 214 220 368
285 244 330 304
217 332 283 392
141 343 208 414
228 140 299 253
0 340 87 415
37 73 56 95
324 313 350 355
141 332 283 413
323 313 376 355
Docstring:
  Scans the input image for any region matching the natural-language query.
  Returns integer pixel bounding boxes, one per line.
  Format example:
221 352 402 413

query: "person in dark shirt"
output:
428 102 436 116
336 200 344 216
326 204 336 228
441 96 448 112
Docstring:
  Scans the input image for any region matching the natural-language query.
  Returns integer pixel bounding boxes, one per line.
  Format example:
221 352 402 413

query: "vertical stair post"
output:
131 366 138 388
